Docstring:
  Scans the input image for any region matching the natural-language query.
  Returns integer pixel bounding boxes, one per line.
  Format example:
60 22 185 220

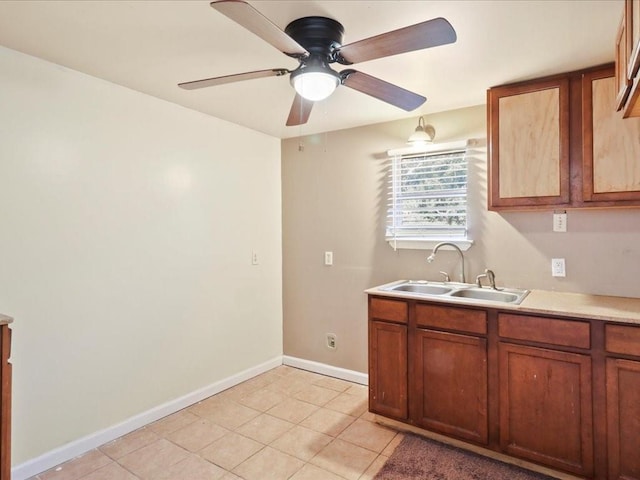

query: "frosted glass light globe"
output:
292 71 339 101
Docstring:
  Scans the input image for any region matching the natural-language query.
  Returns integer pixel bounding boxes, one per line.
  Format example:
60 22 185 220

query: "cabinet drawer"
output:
606 324 640 356
498 314 590 349
370 297 408 324
416 304 486 335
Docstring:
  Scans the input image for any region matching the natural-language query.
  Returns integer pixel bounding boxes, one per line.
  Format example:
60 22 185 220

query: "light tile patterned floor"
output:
29 366 404 480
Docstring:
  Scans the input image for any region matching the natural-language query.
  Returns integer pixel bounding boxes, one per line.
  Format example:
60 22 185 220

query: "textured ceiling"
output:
0 0 623 138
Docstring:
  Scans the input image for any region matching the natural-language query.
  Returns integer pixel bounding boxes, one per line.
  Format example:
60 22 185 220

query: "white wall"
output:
0 46 283 465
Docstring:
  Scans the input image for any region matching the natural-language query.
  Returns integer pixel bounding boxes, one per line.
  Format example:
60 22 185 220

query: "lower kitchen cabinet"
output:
498 343 594 476
413 328 488 444
367 295 640 479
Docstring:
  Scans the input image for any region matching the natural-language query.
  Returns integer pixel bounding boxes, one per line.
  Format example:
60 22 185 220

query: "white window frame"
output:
386 140 473 251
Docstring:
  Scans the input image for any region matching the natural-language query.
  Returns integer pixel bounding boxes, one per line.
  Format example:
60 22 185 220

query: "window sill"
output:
387 238 474 251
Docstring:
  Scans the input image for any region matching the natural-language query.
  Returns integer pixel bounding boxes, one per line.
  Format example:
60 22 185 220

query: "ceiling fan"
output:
178 0 457 127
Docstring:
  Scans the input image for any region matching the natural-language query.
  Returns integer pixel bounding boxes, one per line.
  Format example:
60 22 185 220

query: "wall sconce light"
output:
407 116 435 146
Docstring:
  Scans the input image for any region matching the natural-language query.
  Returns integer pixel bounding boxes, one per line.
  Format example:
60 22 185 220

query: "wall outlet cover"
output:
551 258 566 277
553 213 567 232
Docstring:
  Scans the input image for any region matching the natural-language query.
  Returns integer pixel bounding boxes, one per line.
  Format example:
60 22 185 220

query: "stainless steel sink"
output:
449 288 522 303
376 280 529 305
387 283 453 295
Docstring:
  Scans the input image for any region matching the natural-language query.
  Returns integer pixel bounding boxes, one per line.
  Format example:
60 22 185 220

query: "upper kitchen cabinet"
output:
487 77 571 210
488 64 640 211
617 0 640 116
615 0 632 110
583 68 640 202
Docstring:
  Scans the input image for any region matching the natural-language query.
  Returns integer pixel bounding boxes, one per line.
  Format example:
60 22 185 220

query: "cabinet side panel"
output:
0 325 10 480
498 89 561 198
592 77 640 194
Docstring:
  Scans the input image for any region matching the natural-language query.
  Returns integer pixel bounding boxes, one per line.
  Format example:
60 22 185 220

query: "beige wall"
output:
0 46 282 465
282 105 640 374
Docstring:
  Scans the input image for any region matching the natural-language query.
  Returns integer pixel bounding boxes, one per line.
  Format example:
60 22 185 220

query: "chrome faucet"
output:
427 242 466 283
476 269 497 289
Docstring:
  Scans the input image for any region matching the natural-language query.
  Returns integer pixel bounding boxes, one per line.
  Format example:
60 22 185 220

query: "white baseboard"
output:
282 355 368 386
12 356 282 480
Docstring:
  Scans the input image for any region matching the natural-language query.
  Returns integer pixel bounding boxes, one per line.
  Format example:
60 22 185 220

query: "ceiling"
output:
0 1 623 139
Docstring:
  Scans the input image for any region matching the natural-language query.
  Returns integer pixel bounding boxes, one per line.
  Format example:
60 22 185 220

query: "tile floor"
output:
29 366 404 480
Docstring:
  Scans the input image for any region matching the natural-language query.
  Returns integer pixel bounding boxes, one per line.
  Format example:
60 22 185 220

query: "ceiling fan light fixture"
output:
408 116 436 145
291 68 340 102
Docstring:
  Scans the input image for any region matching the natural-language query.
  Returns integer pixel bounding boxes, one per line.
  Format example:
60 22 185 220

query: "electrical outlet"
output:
553 212 567 232
324 251 333 266
251 251 259 265
551 258 566 277
326 333 337 350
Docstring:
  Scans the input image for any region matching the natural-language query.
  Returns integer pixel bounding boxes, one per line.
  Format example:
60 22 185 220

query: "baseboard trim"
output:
282 355 368 385
12 356 283 480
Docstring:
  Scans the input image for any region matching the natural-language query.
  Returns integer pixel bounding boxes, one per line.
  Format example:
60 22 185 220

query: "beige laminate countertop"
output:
366 282 640 325
518 290 640 324
0 314 13 326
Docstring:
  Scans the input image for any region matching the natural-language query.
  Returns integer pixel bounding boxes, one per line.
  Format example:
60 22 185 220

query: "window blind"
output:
386 148 468 243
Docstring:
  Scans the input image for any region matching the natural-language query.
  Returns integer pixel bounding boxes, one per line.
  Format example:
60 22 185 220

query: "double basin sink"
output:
381 280 529 305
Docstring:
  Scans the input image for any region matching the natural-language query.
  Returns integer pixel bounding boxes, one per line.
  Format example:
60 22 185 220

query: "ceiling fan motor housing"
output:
284 16 346 62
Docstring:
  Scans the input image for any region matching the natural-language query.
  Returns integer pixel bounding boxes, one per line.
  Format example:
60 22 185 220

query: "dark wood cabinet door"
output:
412 329 488 444
606 358 640 480
369 320 407 420
499 343 593 476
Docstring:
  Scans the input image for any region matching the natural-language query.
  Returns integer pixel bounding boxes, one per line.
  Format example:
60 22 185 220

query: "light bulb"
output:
292 71 339 102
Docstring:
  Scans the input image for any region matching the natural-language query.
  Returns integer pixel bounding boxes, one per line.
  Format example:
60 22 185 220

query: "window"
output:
386 146 469 249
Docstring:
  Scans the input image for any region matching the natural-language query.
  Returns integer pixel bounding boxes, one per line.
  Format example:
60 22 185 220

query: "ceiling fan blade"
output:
286 94 314 126
178 68 289 90
211 0 308 57
341 70 426 111
337 17 456 64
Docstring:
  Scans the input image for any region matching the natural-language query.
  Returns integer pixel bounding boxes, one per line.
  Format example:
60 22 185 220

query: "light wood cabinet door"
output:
412 329 488 444
488 77 571 209
499 343 593 476
606 358 640 480
369 320 407 420
583 69 640 202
